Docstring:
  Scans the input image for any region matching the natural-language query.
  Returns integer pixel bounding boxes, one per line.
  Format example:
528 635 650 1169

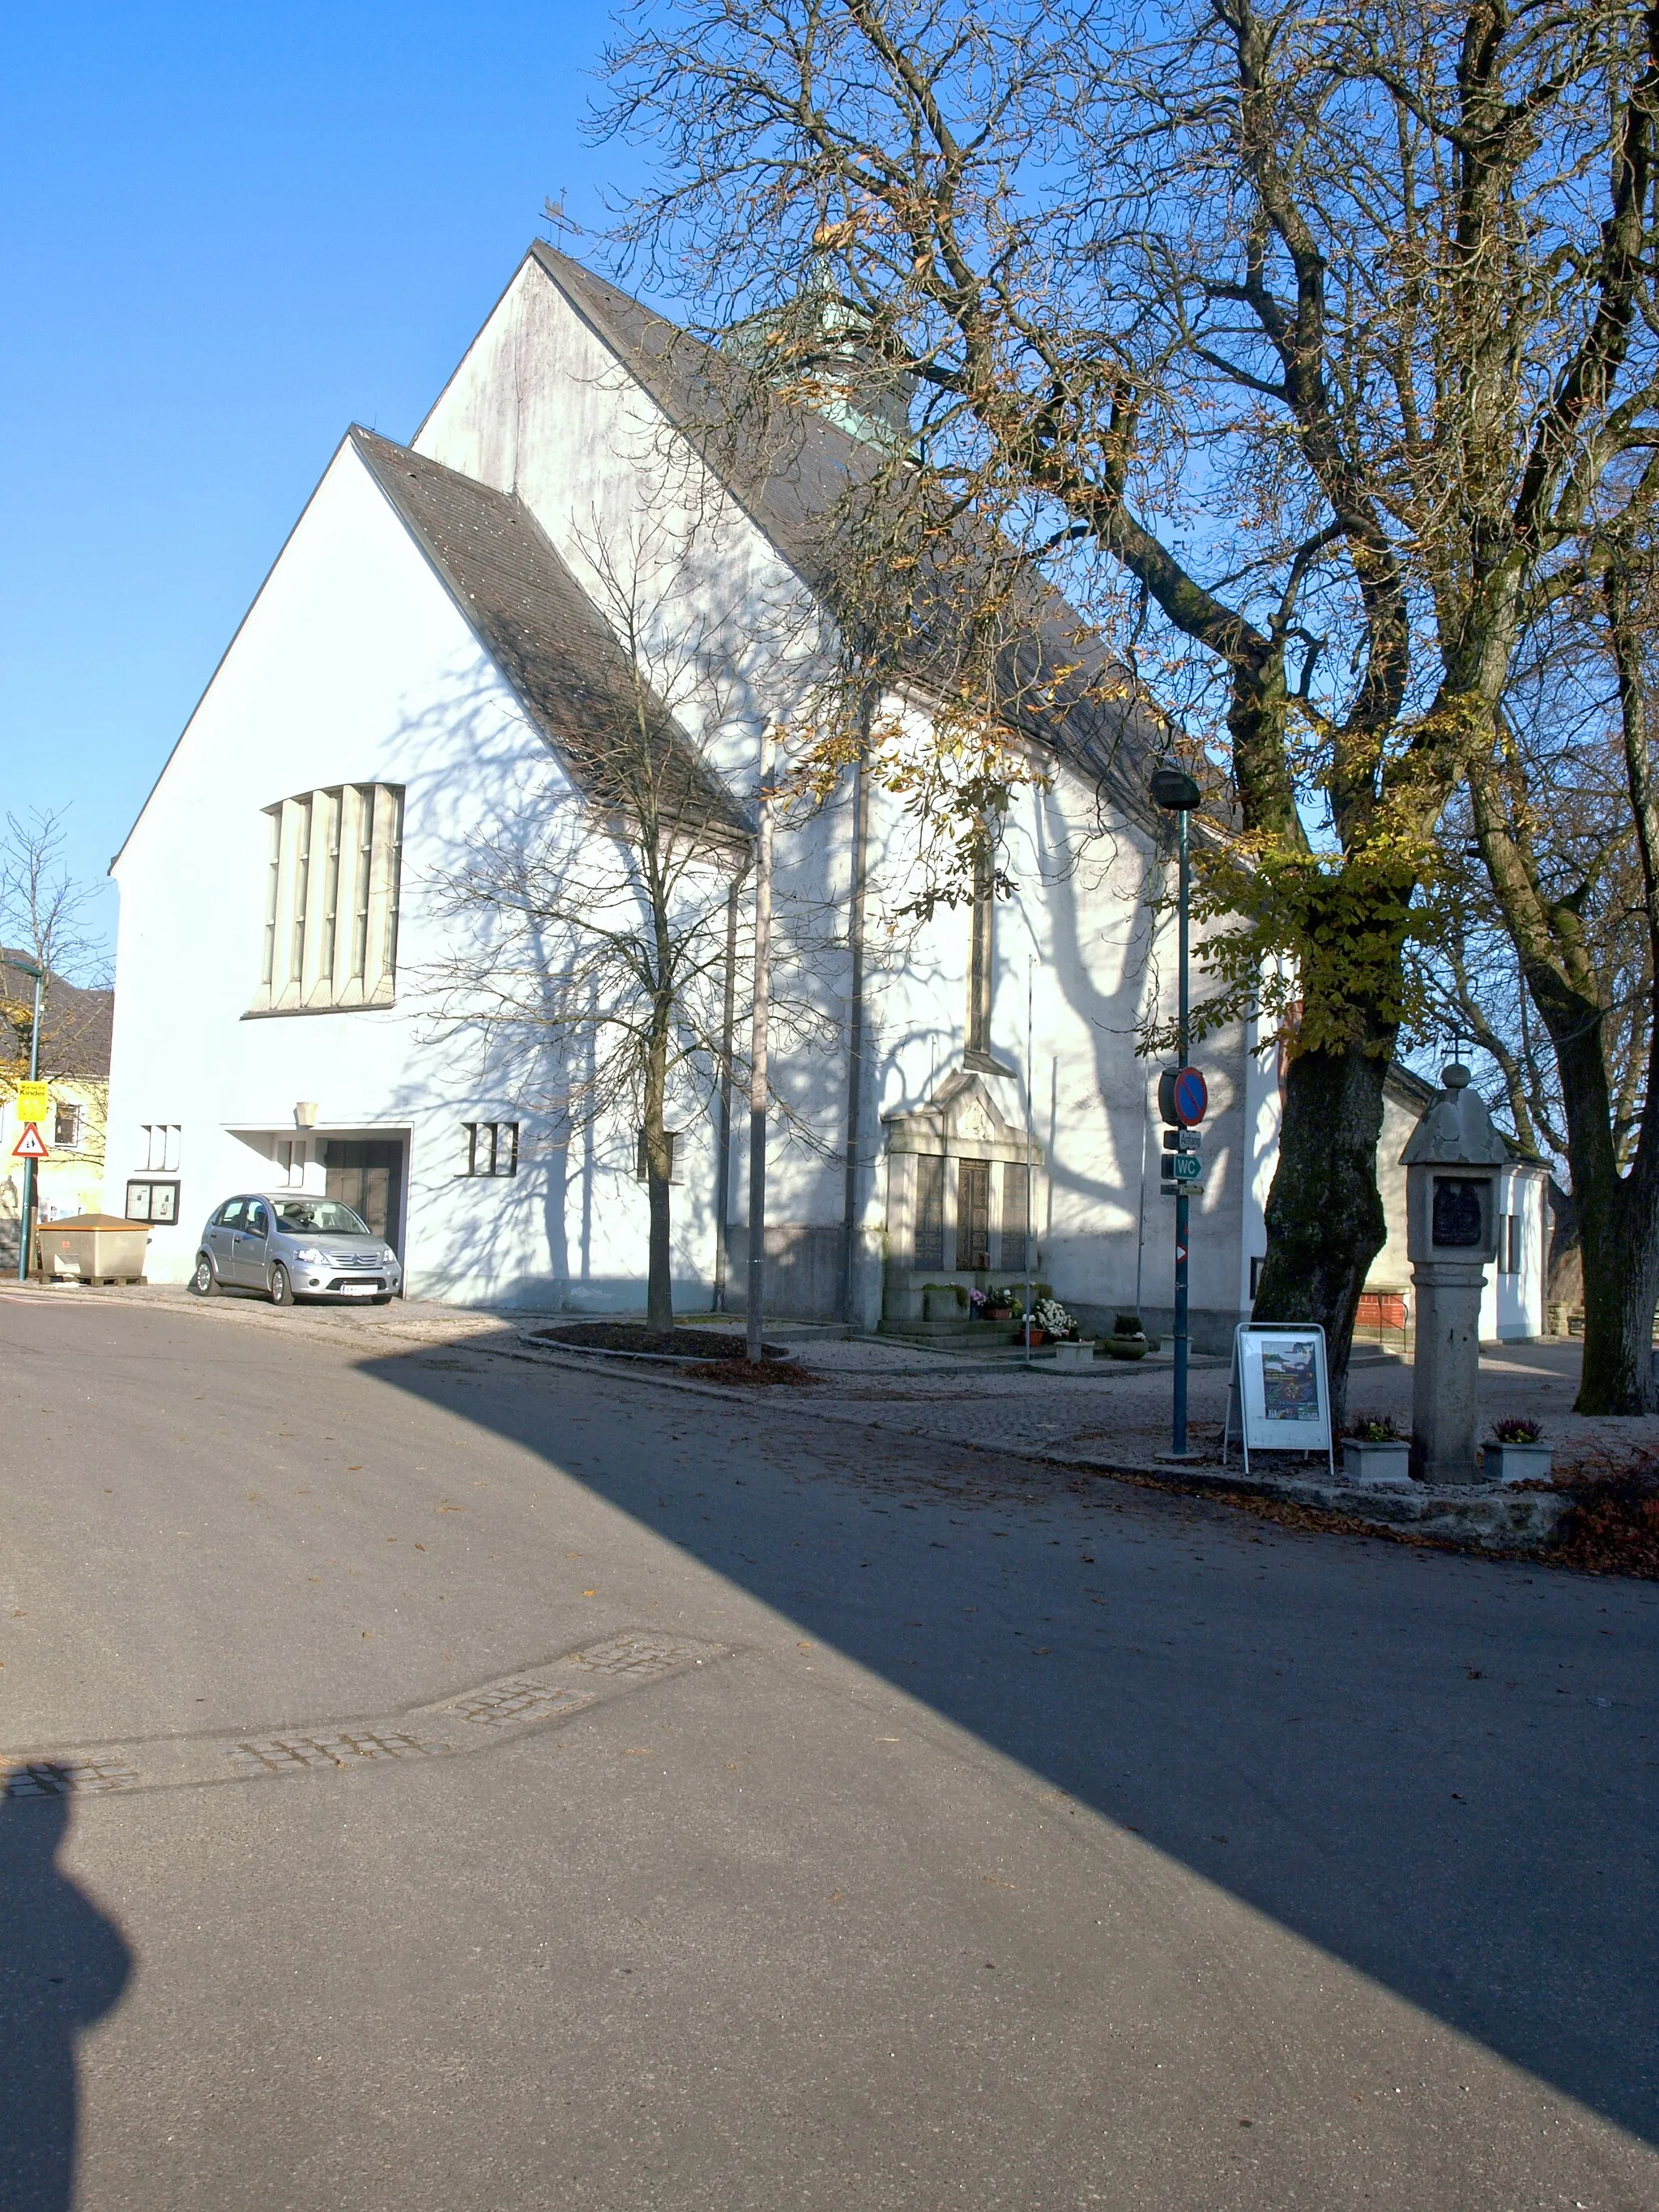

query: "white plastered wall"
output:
106 439 718 1304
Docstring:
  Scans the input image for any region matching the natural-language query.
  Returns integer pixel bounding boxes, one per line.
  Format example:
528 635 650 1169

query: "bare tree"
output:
421 533 759 1328
594 0 1659 1398
1460 546 1659 1409
0 808 109 1086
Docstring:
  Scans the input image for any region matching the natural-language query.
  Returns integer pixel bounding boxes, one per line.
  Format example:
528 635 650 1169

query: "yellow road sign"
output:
14 1081 49 1123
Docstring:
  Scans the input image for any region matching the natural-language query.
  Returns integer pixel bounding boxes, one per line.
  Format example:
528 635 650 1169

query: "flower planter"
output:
1102 1333 1149 1361
1017 1327 1047 1348
1051 1340 1096 1371
1342 1439 1413 1488
1483 1440 1554 1485
986 1306 1012 1323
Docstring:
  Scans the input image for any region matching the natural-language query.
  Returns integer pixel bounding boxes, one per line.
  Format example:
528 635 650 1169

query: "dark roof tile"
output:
350 428 750 846
527 245 1175 823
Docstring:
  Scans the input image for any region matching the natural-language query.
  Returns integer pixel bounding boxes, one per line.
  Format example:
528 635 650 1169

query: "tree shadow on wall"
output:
0 1773 133 2211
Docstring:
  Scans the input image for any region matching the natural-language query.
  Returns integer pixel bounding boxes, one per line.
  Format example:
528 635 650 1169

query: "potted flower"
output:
1030 1295 1094 1362
1484 1417 1553 1484
967 1286 989 1320
985 1286 1014 1323
1102 1311 1149 1362
1342 1413 1412 1486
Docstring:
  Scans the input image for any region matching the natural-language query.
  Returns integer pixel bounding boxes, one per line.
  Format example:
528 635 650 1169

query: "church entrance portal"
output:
323 1138 406 1256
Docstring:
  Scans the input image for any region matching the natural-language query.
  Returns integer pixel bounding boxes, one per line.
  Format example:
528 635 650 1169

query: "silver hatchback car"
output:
191 1191 403 1306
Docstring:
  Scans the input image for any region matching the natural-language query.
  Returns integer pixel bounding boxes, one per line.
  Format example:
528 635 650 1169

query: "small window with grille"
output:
463 1123 518 1178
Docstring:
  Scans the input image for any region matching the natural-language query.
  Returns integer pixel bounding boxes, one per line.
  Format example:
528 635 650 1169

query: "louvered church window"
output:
250 785 404 1015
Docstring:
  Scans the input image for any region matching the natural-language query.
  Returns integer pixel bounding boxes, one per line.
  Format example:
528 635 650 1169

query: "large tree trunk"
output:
1524 966 1659 1413
1574 1160 1659 1413
642 1017 675 1332
1252 1035 1395 1428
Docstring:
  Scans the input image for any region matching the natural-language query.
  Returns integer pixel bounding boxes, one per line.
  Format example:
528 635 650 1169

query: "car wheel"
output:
269 1263 294 1308
190 1253 219 1298
370 1294 394 1306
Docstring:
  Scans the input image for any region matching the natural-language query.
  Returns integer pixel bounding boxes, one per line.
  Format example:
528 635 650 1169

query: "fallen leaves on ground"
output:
533 1322 787 1359
1546 1453 1659 1579
682 1357 824 1387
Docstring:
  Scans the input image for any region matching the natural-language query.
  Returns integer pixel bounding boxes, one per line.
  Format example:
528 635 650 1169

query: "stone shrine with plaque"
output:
1400 1063 1506 1484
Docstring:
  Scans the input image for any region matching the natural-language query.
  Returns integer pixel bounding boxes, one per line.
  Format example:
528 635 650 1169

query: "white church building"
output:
104 241 1283 1343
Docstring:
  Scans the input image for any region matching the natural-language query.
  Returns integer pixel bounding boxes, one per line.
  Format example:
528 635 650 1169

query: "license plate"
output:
339 1281 379 1295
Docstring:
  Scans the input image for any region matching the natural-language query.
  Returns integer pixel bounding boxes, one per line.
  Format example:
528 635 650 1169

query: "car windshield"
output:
271 1199 372 1237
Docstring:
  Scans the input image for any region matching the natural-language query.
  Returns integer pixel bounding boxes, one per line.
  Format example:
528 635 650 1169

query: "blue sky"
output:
2 3 638 961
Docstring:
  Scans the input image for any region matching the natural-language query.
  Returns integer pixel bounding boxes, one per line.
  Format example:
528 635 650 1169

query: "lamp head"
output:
1149 761 1202 812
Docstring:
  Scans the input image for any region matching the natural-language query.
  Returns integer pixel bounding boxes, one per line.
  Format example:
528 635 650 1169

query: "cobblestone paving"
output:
228 1731 445 1774
782 1339 1659 1474
3 1757 143 1799
0 1630 726 1799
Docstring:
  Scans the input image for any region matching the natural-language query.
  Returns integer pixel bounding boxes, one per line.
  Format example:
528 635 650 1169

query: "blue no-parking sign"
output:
1159 1065 1209 1128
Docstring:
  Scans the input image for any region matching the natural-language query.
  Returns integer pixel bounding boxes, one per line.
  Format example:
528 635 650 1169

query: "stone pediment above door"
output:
881 1069 1043 1166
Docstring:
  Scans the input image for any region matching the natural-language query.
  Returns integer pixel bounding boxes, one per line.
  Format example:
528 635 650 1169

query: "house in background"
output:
1358 1062 1550 1343
104 240 1282 1343
1 953 113 1265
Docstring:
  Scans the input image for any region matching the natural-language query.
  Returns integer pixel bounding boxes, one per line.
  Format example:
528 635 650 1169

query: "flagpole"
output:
1024 959 1034 1369
745 730 775 1365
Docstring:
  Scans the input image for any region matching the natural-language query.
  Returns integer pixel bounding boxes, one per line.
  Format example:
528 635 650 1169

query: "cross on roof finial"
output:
543 191 582 246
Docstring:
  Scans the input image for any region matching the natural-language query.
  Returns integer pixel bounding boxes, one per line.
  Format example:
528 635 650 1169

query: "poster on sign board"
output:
1222 1325 1334 1475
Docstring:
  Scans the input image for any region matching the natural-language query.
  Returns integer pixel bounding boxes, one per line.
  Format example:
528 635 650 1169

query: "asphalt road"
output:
2 1290 1656 2211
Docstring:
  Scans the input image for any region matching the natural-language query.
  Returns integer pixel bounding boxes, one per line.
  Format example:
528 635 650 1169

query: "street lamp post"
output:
11 956 44 1285
1150 763 1201 1457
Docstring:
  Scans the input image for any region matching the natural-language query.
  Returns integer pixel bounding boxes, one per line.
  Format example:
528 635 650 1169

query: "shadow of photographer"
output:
0 1772 133 2212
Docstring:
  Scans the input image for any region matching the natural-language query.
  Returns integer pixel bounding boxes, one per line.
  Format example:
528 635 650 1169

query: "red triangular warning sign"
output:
11 1122 49 1160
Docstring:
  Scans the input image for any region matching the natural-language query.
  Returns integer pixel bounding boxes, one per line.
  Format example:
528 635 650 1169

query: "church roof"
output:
350 428 750 849
523 245 1176 825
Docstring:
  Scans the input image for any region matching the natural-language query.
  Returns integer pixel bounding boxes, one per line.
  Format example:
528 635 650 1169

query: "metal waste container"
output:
33 1213 151 1285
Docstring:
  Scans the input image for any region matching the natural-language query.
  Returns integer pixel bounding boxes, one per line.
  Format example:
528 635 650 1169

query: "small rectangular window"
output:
1503 1212 1523 1275
53 1103 83 1150
141 1123 181 1172
463 1123 518 1178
